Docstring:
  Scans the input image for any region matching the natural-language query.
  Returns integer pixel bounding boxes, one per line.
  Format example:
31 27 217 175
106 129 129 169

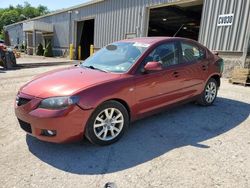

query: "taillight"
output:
216 59 224 74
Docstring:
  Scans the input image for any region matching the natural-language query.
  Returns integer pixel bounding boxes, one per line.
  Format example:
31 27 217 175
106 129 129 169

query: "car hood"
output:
20 66 122 98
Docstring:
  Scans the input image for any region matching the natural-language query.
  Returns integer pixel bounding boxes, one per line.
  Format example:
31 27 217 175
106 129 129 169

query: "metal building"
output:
4 0 250 74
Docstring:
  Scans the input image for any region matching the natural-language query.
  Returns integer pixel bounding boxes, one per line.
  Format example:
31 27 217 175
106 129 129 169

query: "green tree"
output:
37 5 49 15
0 32 3 40
0 2 49 40
0 10 19 29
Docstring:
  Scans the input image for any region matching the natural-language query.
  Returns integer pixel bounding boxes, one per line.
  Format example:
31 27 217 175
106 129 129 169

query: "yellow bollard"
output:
69 44 74 60
78 45 81 60
90 44 94 56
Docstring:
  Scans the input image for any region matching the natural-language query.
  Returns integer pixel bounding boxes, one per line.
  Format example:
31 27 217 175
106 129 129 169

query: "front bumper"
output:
15 92 93 143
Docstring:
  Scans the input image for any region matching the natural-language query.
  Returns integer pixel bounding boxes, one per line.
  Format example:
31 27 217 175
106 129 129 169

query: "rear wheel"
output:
85 100 129 145
198 78 218 106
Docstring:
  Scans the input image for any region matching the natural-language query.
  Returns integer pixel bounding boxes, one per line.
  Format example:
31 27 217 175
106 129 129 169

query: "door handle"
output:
202 65 208 71
173 71 179 78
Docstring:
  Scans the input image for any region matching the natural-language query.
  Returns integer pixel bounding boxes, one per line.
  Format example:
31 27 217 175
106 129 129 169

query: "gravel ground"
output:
0 63 250 188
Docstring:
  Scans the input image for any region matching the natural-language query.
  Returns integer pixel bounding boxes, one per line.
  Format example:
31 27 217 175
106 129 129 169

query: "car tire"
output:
197 78 218 106
85 100 129 145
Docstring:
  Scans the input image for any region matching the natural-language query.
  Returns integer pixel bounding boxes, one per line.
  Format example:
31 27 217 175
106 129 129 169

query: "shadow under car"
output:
26 97 250 175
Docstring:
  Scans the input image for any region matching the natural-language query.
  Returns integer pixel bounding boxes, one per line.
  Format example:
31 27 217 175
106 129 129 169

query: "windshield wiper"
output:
83 65 108 73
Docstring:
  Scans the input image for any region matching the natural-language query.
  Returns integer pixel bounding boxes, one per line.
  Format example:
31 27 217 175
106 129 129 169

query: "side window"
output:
181 42 206 63
144 42 179 68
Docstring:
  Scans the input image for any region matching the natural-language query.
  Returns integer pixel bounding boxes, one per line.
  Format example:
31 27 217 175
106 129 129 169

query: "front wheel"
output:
85 100 129 145
197 78 218 106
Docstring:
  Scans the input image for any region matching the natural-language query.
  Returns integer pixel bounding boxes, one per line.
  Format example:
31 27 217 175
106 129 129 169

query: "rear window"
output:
181 42 206 63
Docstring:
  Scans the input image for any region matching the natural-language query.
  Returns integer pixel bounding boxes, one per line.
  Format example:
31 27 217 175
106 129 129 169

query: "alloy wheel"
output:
93 108 124 141
205 82 217 103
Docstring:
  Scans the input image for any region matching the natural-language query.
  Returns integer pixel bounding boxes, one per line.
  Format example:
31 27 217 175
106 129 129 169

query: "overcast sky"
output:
0 0 91 11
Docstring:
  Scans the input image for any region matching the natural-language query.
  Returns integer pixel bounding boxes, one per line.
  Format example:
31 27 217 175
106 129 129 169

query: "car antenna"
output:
173 24 184 37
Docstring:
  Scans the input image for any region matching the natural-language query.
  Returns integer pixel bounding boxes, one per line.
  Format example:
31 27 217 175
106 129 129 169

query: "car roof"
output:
119 37 210 52
118 37 197 45
119 37 170 44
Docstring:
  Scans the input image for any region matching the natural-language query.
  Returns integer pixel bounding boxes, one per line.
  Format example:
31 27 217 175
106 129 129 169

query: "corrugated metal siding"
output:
38 12 70 48
34 0 173 48
199 0 250 52
89 0 173 47
6 24 23 46
5 0 250 53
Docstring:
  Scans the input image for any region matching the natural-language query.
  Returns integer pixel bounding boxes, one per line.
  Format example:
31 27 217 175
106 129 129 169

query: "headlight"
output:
39 96 79 110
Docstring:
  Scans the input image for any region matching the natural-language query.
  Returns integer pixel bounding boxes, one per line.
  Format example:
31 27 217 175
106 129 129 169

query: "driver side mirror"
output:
143 61 163 72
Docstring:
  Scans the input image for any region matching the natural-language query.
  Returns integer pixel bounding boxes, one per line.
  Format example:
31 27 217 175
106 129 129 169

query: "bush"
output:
0 32 4 40
44 42 53 57
36 43 44 56
20 44 25 52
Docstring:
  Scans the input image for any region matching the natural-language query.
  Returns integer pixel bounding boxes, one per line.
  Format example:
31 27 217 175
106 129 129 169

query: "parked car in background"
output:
0 39 5 44
15 37 223 145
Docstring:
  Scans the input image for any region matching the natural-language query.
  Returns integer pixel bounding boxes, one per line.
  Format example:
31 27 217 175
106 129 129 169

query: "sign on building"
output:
217 14 234 26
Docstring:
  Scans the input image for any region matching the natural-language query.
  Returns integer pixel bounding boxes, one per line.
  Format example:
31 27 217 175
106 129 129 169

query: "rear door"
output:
178 40 208 97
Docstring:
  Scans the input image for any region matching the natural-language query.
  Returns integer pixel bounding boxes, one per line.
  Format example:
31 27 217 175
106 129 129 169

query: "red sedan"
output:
15 37 223 145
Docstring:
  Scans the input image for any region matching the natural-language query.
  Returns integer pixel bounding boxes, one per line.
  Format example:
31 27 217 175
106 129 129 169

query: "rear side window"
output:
181 42 206 63
144 42 179 68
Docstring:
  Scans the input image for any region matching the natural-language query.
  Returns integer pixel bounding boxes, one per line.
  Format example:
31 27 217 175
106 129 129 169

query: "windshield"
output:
80 42 149 73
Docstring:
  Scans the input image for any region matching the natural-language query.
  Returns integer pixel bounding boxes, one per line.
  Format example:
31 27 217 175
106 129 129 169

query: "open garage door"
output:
76 19 95 60
148 1 203 41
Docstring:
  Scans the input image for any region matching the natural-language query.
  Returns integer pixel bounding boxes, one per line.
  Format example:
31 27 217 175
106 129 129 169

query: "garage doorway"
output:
148 1 203 40
76 19 94 60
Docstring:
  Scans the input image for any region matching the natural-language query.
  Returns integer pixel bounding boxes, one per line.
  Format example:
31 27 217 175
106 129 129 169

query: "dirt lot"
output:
0 63 250 188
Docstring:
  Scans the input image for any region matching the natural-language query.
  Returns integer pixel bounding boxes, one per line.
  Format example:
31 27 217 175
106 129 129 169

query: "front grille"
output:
18 119 32 133
17 97 31 106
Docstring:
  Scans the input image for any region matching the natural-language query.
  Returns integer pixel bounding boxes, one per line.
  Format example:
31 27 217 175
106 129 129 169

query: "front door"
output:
134 41 184 116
